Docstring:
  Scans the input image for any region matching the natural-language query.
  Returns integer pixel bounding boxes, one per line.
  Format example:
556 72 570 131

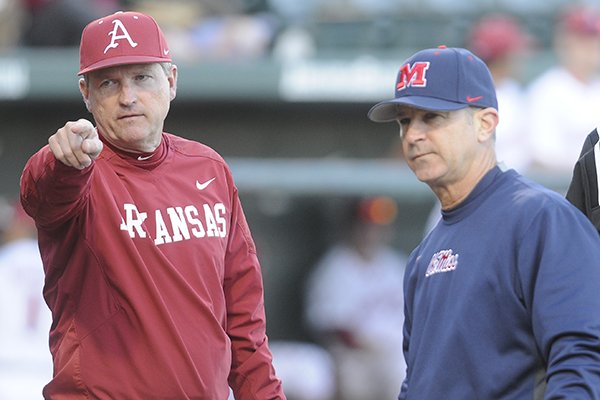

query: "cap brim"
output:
367 96 468 122
78 55 172 75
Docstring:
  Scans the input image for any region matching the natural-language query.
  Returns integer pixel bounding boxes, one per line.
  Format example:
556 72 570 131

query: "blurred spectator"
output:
271 23 316 61
133 0 278 62
0 199 52 399
189 13 277 60
21 0 121 47
525 4 600 174
305 196 406 400
467 13 534 173
269 340 336 400
0 0 25 51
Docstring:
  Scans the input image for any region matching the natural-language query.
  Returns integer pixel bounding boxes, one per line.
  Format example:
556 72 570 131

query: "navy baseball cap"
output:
368 46 498 122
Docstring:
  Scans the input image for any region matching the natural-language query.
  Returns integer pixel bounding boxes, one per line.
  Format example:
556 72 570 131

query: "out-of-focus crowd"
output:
0 0 280 60
3 1 600 174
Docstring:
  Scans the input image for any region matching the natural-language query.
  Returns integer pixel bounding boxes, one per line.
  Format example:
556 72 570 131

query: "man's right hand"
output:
48 119 103 169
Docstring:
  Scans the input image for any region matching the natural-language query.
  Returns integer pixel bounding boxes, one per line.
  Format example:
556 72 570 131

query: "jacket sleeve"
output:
518 203 600 397
224 184 285 400
566 129 600 232
20 145 93 229
398 251 418 400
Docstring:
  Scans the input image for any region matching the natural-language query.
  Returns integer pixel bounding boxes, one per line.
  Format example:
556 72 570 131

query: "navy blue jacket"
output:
400 167 600 399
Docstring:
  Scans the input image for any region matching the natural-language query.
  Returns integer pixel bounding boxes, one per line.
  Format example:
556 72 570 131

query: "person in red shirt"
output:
20 10 285 399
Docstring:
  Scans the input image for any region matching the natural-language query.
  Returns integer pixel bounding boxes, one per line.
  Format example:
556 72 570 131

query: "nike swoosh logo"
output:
137 154 153 161
196 177 216 190
164 49 170 55
466 95 483 103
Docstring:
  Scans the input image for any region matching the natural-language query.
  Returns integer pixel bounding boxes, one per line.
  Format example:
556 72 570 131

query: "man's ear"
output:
169 64 178 101
476 107 499 142
79 78 91 112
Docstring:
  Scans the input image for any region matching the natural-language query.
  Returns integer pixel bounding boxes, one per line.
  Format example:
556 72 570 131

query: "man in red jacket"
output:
20 10 285 399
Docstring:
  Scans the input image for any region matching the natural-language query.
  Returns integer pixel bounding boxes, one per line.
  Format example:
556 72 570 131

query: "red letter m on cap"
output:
396 62 430 91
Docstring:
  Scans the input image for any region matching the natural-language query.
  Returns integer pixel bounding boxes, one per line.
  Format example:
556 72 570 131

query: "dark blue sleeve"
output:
398 325 409 400
517 201 600 397
399 249 419 400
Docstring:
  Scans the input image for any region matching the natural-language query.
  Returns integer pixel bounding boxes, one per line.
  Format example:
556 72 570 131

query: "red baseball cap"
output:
559 5 600 36
468 14 532 63
78 11 172 75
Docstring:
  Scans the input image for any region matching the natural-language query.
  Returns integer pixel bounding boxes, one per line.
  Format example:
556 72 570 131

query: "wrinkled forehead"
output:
396 105 455 117
86 62 164 78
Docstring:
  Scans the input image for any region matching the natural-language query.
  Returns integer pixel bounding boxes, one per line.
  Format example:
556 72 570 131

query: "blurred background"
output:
1 0 598 399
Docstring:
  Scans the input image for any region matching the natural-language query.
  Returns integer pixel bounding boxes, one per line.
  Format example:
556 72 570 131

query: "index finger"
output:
69 119 97 139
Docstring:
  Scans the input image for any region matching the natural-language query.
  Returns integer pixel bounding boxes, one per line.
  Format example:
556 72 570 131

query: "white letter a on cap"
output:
104 19 138 54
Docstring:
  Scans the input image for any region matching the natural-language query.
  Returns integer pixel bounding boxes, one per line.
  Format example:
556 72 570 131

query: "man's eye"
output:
398 117 410 126
423 112 442 121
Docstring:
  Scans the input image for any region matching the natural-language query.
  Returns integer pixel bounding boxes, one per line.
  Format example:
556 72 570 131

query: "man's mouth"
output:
411 152 430 161
119 114 142 120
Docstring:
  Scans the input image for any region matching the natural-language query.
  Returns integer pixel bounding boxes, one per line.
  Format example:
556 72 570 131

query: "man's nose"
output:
119 82 137 105
402 120 427 142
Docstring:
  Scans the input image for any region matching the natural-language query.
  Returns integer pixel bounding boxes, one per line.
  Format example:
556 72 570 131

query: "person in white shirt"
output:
467 13 534 173
305 196 407 400
0 200 52 400
526 4 600 174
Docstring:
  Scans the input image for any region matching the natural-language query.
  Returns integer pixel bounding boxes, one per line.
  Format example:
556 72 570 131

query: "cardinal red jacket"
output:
20 132 285 399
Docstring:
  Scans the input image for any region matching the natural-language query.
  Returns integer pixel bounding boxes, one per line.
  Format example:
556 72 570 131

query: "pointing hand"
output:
48 119 103 169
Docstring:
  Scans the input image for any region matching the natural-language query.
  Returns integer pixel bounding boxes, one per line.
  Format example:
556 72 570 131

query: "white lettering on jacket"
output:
119 203 227 245
425 249 459 278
